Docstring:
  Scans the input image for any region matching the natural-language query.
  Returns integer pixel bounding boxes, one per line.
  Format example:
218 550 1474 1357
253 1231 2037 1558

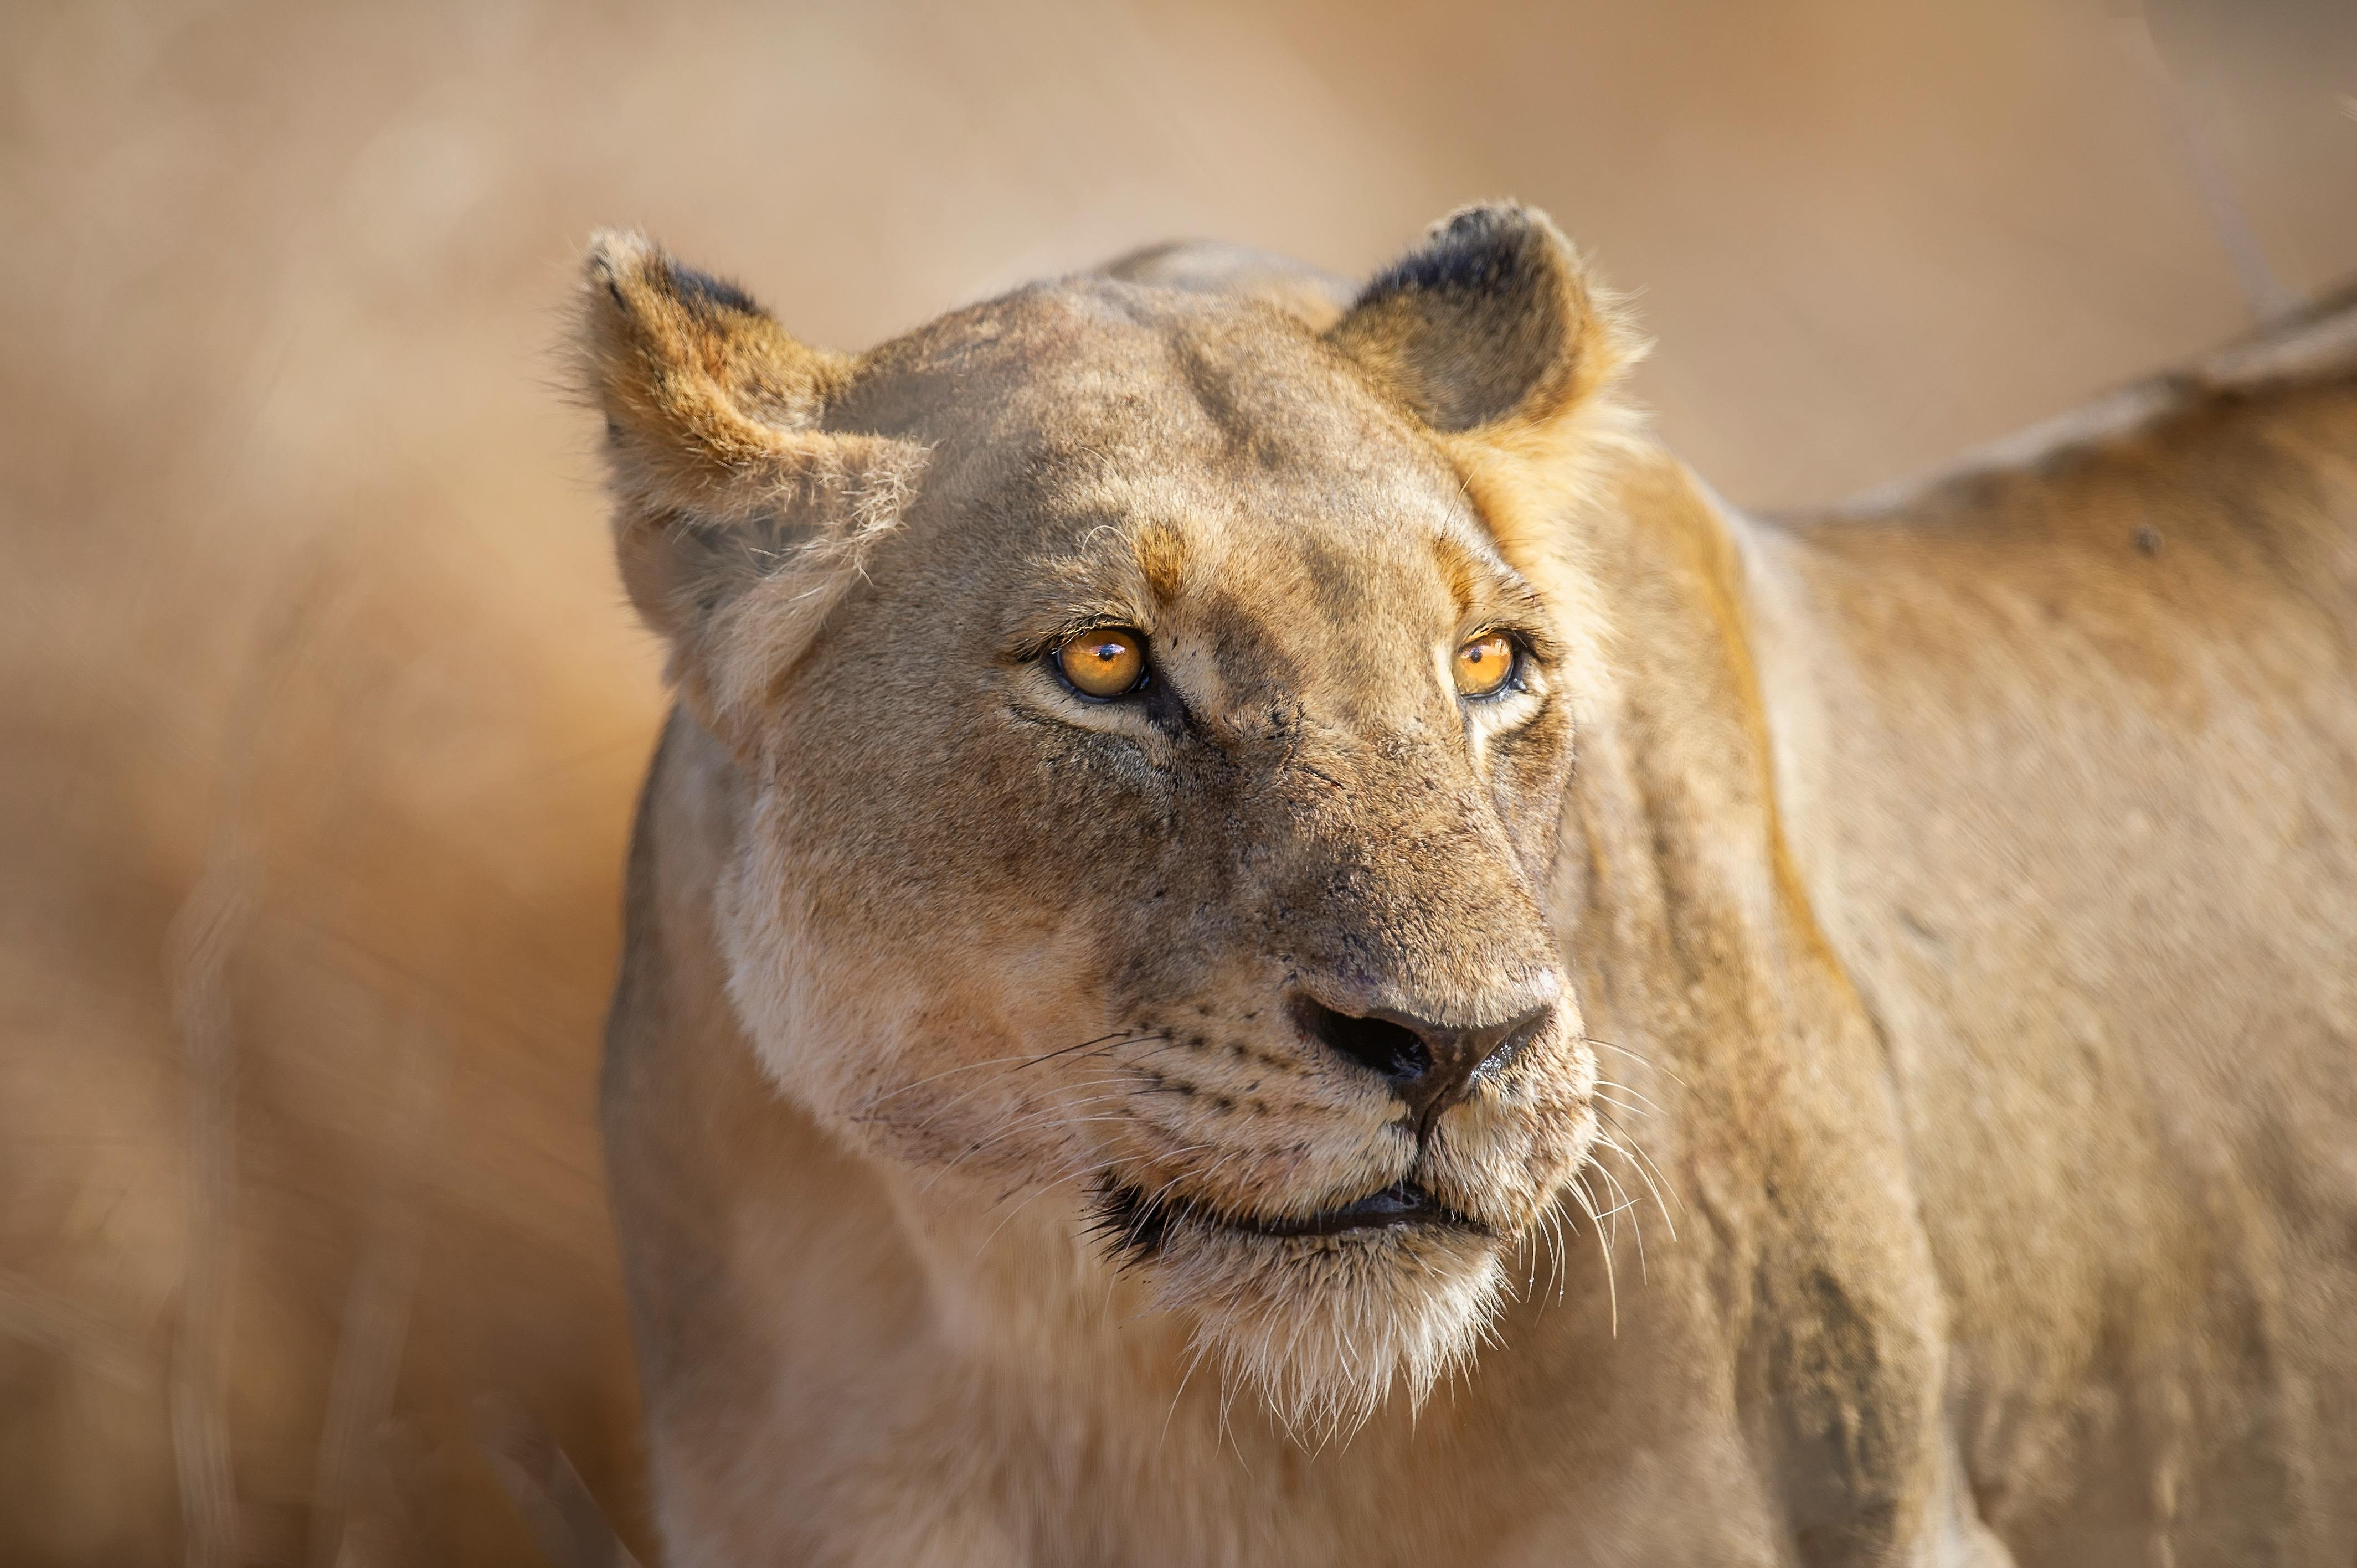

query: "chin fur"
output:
1128 1211 1508 1446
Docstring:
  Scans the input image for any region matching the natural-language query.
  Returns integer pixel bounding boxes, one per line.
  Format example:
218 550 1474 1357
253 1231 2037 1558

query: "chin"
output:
1096 1179 1512 1444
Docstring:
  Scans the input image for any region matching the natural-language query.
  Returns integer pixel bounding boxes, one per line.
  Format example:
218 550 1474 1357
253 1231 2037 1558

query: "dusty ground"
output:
2 0 2350 1561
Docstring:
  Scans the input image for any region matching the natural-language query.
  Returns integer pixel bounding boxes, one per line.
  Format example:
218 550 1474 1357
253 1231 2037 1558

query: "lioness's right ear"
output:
578 230 926 741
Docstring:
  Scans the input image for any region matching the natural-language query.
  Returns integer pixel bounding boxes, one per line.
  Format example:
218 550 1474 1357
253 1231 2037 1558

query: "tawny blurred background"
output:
3 1 2351 1562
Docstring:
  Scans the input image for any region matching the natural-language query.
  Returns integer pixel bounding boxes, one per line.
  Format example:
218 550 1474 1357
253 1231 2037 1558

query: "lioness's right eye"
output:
1052 627 1149 699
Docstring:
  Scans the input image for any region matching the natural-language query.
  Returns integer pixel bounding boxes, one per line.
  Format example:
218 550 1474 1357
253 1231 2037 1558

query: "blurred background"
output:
2 0 2351 1561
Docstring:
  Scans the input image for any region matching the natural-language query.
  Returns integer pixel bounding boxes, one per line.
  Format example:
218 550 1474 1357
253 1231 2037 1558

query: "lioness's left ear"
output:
1327 204 1645 574
1329 202 1641 439
578 231 927 747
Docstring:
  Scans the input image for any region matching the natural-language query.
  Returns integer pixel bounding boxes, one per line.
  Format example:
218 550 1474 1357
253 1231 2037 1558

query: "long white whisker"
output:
861 1028 1162 1116
1586 1035 1690 1091
1587 1158 1646 1281
970 1160 1111 1260
1567 1176 1617 1336
916 1087 1139 1154
1591 1076 1663 1114
894 1035 1170 1135
918 1112 1138 1192
1595 1111 1684 1234
1159 1336 1212 1454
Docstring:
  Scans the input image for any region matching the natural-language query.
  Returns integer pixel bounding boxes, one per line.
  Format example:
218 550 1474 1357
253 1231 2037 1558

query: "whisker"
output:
1119 1035 1210 1067
1587 1159 1646 1281
914 1086 1138 1148
856 1048 1074 1111
1566 1176 1617 1335
1016 1028 1166 1072
1591 1077 1663 1114
1087 1144 1229 1261
1215 1366 1255 1477
892 1034 1172 1135
971 1160 1113 1260
1594 1108 1684 1232
1159 1337 1212 1454
918 1112 1140 1192
861 1029 1158 1123
1586 1035 1690 1091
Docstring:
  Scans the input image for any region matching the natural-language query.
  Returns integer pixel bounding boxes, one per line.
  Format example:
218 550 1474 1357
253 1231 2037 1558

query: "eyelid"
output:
1011 613 1154 667
1466 619 1551 659
1500 627 1561 678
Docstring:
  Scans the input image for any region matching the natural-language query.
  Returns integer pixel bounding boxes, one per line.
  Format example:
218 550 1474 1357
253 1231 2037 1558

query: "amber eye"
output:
1452 631 1519 698
1053 627 1148 699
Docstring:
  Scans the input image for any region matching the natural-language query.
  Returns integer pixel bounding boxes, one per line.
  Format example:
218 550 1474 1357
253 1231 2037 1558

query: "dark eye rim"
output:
1047 626 1152 702
1457 630 1530 702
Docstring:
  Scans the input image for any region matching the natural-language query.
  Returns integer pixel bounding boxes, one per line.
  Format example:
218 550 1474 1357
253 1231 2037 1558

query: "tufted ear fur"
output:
578 230 927 744
1327 204 1645 631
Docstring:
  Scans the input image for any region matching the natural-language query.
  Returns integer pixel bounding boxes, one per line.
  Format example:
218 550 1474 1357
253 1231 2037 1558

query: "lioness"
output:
584 205 2357 1565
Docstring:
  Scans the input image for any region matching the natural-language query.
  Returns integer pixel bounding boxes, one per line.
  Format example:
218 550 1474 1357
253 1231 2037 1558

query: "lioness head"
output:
583 205 1641 1437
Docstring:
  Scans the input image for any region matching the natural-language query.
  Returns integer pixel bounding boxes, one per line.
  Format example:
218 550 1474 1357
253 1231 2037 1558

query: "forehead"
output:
858 279 1515 623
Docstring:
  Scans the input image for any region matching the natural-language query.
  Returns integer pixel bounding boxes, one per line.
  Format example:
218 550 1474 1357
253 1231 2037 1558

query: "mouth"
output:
1097 1177 1489 1255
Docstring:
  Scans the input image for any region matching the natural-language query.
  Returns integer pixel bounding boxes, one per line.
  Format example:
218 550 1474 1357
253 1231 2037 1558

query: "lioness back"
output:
1754 300 2357 1553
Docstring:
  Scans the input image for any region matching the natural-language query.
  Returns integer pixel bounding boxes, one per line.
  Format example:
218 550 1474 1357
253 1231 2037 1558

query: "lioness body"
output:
1754 341 2357 1555
591 215 2357 1564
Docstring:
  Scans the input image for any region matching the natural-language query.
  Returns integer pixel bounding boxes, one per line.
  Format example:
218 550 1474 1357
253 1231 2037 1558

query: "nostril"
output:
1291 995 1432 1082
1291 991 1560 1127
1474 1003 1553 1085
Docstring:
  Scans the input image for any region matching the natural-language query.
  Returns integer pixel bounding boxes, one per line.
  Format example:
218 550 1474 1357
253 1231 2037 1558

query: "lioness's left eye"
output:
1453 631 1519 698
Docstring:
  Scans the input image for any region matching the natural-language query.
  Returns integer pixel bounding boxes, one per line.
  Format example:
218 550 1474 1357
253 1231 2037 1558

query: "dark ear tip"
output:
1436 202 1535 244
581 230 767 322
662 258 766 318
1331 201 1598 434
1427 202 1567 267
1356 202 1569 311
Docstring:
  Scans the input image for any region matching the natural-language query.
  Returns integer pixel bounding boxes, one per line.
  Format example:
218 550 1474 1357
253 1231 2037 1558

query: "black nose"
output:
1291 992 1553 1133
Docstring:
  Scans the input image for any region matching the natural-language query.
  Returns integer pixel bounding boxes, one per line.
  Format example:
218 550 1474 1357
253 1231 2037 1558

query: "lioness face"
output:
585 208 1636 1436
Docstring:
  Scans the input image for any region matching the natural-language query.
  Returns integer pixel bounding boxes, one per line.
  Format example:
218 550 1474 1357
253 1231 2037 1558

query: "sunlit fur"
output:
1144 1219 1506 1445
588 205 1632 1450
591 210 2357 1566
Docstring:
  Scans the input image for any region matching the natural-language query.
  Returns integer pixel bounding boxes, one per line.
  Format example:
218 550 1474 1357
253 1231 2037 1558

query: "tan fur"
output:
583 230 929 739
586 207 2357 1564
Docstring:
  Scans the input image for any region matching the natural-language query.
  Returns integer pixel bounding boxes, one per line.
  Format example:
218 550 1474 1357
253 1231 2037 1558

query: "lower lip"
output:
1108 1180 1487 1248
1242 1180 1482 1238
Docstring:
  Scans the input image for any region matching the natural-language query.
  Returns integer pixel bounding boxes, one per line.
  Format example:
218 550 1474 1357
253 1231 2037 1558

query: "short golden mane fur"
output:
587 205 2357 1564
